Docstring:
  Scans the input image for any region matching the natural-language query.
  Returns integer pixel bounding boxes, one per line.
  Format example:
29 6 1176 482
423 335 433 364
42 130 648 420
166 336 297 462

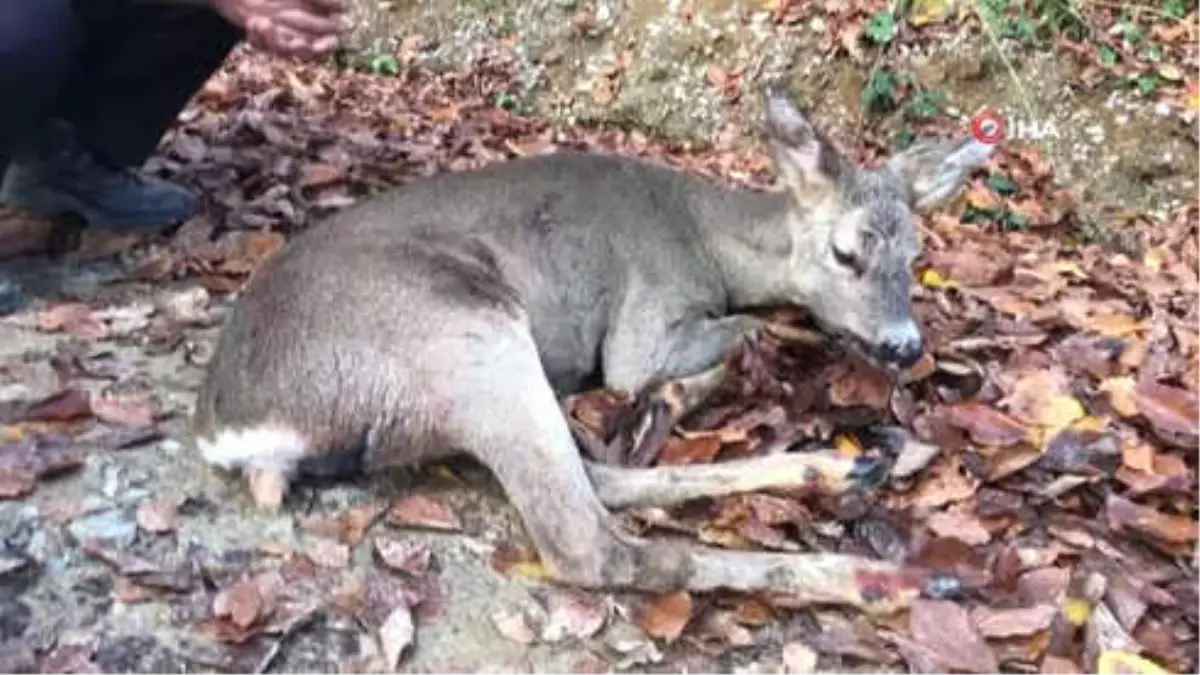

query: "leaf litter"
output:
0 37 1193 675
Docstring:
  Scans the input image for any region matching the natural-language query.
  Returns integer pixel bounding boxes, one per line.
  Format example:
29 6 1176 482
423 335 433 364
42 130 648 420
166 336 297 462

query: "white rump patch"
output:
197 425 310 472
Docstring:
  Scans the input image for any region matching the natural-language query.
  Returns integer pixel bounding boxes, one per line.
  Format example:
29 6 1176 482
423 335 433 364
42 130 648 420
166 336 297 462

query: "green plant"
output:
1141 43 1164 62
986 173 1018 195
494 92 520 111
865 10 899 45
340 37 405 77
861 67 899 113
1034 0 1085 40
1119 19 1146 44
1135 73 1159 95
893 128 918 150
903 88 948 121
960 172 1029 231
975 0 1085 43
1163 0 1188 19
1099 45 1119 66
369 54 400 76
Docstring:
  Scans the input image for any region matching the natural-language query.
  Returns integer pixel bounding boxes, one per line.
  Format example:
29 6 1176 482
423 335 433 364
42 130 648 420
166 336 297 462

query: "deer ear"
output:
763 86 847 206
887 136 995 211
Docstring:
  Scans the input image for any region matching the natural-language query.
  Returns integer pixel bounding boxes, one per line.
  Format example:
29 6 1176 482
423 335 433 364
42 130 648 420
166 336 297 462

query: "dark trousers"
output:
0 0 241 169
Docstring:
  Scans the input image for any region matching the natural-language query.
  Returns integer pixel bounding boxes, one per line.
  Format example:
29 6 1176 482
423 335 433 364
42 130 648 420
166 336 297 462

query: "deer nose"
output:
876 322 924 368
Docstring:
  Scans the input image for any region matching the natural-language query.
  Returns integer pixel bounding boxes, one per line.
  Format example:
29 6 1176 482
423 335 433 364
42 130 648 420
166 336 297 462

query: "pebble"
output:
0 551 27 577
24 530 61 567
67 509 137 548
101 465 125 500
0 504 39 549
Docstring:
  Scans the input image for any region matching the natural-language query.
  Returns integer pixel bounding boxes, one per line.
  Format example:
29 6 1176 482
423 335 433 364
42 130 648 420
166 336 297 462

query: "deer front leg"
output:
622 363 730 466
584 451 887 509
599 312 883 501
608 314 831 466
605 314 763 465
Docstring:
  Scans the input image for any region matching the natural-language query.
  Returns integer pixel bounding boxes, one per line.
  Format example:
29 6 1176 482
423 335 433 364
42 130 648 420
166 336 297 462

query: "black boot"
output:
0 120 197 233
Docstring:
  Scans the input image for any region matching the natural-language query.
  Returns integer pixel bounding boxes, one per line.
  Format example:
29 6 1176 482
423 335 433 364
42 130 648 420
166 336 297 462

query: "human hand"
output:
210 0 351 60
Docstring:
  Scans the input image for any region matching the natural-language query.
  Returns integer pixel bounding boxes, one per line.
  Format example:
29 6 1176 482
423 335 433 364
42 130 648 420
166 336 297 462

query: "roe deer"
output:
192 85 993 613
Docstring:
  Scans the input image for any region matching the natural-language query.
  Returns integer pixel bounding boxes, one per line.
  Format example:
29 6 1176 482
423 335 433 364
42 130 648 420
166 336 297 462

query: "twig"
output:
969 0 1040 122
855 0 910 131
1080 0 1192 20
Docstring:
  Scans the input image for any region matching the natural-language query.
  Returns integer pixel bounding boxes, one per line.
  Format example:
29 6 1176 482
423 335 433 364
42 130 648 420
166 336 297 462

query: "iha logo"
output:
968 108 1059 142
970 109 1005 145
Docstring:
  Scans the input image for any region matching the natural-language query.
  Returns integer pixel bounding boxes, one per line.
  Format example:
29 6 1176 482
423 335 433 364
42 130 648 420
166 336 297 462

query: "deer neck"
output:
687 183 817 311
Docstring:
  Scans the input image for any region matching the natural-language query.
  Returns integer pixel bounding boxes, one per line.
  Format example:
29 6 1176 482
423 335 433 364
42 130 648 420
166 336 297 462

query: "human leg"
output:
0 1 241 233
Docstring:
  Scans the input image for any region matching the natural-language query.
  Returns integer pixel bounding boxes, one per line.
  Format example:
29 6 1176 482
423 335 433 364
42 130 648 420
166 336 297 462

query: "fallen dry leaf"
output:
1120 441 1156 474
538 588 609 642
491 609 538 645
307 537 352 568
0 469 36 499
1100 377 1139 417
246 467 287 510
909 599 999 673
90 391 157 428
829 364 892 409
965 184 1001 210
489 544 551 580
135 498 179 534
214 580 264 629
386 494 462 531
943 402 1030 446
926 510 992 545
914 455 979 509
970 603 1057 638
782 641 819 674
22 388 93 423
658 435 722 465
926 246 1012 286
301 500 386 546
731 596 772 626
1133 380 1199 438
639 590 693 643
374 537 432 577
693 609 755 649
218 230 286 275
1106 493 1199 545
35 303 106 339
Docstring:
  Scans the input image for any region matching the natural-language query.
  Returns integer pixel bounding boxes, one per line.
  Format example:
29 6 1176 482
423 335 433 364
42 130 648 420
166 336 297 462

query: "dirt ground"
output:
0 266 579 673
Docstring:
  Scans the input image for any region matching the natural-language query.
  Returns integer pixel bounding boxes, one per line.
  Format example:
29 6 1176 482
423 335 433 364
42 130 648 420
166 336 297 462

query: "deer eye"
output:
832 246 863 274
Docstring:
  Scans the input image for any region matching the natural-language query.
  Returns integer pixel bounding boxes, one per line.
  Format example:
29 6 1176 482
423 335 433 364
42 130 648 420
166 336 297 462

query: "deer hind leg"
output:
445 329 927 613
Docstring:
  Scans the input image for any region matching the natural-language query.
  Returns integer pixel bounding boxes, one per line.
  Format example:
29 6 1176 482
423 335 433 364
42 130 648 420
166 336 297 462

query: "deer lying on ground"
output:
192 86 993 613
